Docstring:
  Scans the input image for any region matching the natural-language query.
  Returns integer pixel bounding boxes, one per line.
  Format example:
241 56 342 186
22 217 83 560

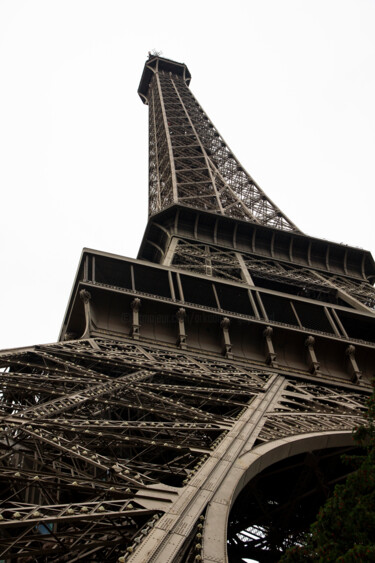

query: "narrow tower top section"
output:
139 54 300 232
138 55 191 103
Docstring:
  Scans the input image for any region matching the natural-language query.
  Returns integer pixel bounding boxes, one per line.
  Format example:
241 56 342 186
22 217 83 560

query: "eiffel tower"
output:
0 54 374 562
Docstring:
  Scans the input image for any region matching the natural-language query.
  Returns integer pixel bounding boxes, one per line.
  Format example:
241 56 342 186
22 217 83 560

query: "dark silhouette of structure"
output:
0 55 374 562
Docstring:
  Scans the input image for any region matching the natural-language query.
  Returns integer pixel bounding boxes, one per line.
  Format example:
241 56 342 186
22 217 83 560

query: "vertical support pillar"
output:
263 326 277 366
131 298 141 340
345 345 362 384
176 308 187 349
83 255 89 281
220 317 233 359
305 335 320 374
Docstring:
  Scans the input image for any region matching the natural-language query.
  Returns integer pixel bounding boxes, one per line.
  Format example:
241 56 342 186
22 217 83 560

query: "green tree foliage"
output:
281 387 375 562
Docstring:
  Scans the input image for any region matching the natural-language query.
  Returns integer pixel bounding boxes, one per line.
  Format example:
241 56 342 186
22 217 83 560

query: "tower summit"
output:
0 55 374 562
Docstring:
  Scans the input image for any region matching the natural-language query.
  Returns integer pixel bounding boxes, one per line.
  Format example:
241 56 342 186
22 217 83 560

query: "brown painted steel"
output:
0 54 374 562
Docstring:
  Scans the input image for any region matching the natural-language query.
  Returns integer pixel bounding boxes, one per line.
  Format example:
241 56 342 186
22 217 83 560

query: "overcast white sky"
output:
0 0 374 350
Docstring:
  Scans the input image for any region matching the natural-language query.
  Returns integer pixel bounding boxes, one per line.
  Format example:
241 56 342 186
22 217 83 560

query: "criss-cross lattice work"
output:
171 238 375 309
257 379 367 442
147 67 299 231
0 338 367 561
327 275 375 309
0 338 267 561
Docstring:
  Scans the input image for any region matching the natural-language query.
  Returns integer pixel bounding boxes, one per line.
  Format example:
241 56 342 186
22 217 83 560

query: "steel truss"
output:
171 238 375 309
0 338 368 561
148 68 299 231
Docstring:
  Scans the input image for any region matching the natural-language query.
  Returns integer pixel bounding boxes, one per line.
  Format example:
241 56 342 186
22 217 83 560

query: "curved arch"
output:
202 430 355 563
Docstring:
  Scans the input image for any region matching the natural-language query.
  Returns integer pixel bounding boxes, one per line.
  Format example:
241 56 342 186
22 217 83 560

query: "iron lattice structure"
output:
1 55 375 562
141 57 299 231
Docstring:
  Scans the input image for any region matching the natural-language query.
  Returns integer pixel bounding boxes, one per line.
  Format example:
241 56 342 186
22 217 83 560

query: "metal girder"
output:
171 238 375 311
0 337 368 561
0 338 269 560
